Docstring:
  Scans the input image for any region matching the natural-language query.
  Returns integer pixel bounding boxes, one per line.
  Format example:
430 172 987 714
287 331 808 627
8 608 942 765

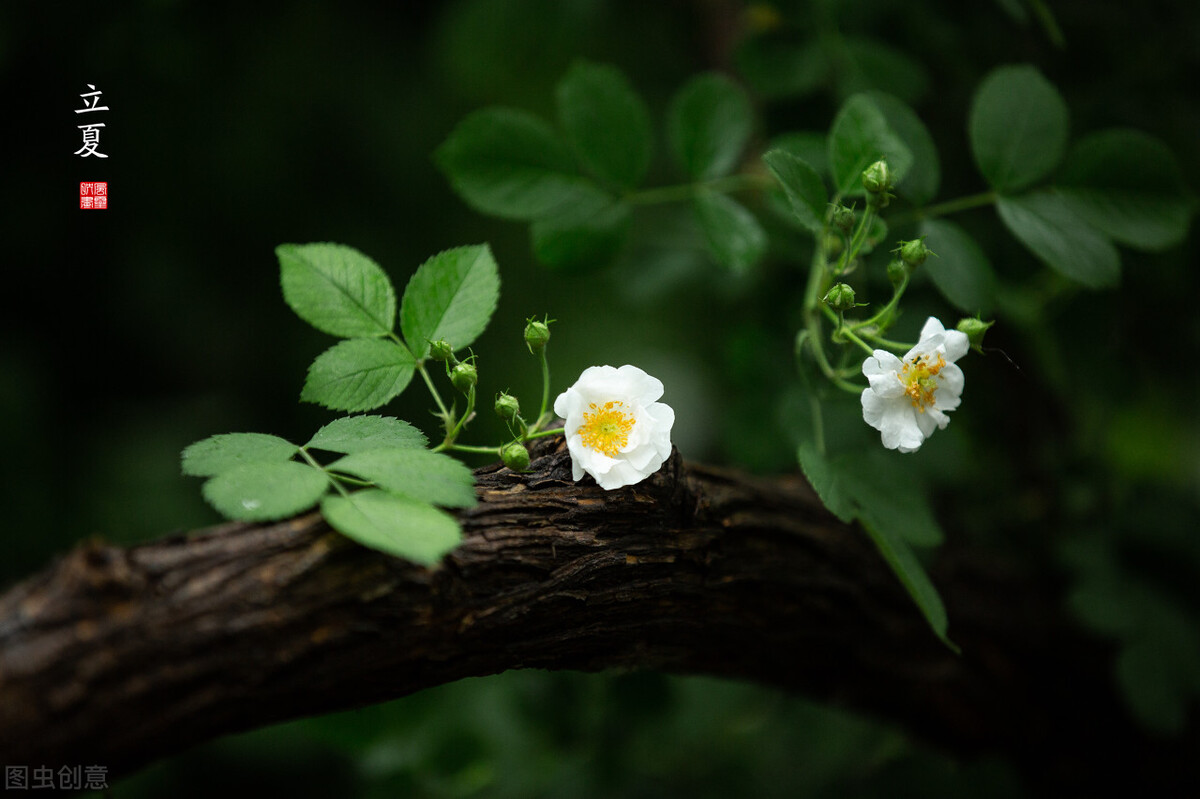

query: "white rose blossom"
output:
860 317 969 453
553 365 675 490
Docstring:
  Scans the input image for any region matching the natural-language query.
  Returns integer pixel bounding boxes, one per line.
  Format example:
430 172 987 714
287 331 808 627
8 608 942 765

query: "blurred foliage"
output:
3 0 1199 795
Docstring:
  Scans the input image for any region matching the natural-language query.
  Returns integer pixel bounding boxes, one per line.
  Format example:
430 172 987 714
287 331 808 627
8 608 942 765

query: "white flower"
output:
553 365 675 490
861 317 969 453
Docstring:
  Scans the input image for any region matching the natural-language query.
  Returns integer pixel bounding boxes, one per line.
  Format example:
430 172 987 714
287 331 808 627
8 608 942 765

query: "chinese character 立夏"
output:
75 84 110 113
75 123 107 158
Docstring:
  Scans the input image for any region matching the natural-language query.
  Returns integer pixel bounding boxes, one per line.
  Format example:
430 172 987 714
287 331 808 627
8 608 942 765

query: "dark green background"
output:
2 1 1197 795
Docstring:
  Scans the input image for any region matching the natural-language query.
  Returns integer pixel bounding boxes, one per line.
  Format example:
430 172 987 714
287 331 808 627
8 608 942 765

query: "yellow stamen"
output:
579 401 635 457
900 353 946 412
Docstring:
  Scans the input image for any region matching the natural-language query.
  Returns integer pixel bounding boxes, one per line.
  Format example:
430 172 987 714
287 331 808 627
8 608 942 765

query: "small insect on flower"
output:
860 317 969 453
553 365 675 490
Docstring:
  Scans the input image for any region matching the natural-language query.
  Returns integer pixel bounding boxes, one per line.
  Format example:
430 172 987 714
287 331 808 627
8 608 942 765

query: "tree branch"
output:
0 440 1193 794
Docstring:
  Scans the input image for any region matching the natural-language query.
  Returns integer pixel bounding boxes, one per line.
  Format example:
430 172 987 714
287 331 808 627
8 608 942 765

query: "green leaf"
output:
969 65 1068 193
763 149 828 233
202 461 328 521
692 191 767 273
797 443 955 650
735 36 825 101
840 38 930 106
997 191 1120 288
531 189 631 271
328 448 477 508
435 108 598 220
768 132 829 179
667 73 753 180
399 244 500 360
302 339 416 412
858 514 956 652
306 416 427 454
918 219 998 314
797 442 854 523
277 243 397 338
182 433 298 477
827 94 913 196
865 91 939 206
322 489 462 566
1056 129 1193 251
556 60 652 189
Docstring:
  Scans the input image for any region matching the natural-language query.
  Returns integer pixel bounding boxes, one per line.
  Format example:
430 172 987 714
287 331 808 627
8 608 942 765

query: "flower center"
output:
579 401 635 457
900 353 946 412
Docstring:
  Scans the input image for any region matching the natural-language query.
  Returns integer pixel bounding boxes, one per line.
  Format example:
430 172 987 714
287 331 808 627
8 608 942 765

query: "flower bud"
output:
956 317 995 354
823 282 858 313
832 204 856 234
494 391 521 422
524 317 551 354
428 339 454 362
886 258 908 287
861 159 892 194
501 441 531 472
450 362 477 394
898 238 932 268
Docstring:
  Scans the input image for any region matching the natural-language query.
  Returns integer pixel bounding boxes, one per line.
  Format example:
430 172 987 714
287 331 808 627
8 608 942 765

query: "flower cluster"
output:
554 365 674 490
861 317 968 453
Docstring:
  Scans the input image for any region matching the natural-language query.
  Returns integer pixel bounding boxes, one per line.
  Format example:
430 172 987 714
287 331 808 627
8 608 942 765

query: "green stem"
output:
525 427 565 441
443 443 502 455
299 447 353 500
416 362 453 429
892 191 996 226
535 349 552 431
624 174 769 206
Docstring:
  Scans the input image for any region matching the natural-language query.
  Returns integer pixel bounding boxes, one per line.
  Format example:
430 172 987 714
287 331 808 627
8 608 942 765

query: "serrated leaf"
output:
556 60 652 189
763 149 828 233
828 94 913 196
845 458 945 548
322 490 462 566
865 91 939 205
693 191 767 273
306 416 427 454
181 433 299 477
531 189 630 271
1056 129 1192 251
399 244 500 360
997 191 1120 288
434 108 598 221
277 243 396 338
667 73 753 180
918 218 997 314
328 448 477 508
202 461 328 521
969 65 1068 193
302 339 416 412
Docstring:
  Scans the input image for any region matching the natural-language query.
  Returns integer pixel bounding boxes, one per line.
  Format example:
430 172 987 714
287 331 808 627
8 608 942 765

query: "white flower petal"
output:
920 316 946 340
942 329 970 362
558 365 673 490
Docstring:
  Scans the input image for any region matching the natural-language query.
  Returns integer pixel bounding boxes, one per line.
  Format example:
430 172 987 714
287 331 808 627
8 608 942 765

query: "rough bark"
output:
0 439 1194 794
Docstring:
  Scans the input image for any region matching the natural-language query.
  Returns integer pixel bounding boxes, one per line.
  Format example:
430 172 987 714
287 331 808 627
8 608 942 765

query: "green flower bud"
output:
897 238 932 268
832 204 856 234
886 258 909 286
494 391 521 422
501 441 531 472
823 282 858 313
428 339 454 362
823 234 844 257
956 317 995 354
861 159 892 194
450 362 477 394
524 317 551 354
